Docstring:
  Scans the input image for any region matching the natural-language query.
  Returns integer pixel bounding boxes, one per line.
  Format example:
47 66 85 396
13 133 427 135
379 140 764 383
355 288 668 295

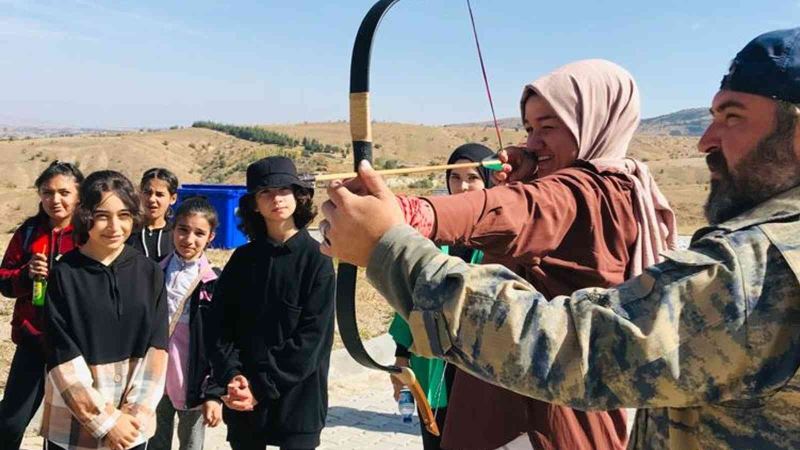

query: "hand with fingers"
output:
222 374 258 412
492 145 540 185
390 357 410 401
319 160 405 267
103 413 141 450
203 399 223 427
28 253 49 279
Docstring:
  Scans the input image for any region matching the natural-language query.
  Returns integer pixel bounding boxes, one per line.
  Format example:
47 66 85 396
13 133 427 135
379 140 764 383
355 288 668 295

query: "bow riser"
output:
338 0 440 437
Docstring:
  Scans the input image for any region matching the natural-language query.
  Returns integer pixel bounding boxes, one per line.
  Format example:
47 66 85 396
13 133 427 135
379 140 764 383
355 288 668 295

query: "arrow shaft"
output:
312 160 496 182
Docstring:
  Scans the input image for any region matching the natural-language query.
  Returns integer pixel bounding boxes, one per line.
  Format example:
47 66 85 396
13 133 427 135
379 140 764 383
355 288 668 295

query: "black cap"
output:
246 156 312 194
720 27 800 103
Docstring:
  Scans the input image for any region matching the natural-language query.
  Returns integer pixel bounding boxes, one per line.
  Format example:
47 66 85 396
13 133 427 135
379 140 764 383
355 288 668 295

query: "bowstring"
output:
467 0 503 151
431 361 448 422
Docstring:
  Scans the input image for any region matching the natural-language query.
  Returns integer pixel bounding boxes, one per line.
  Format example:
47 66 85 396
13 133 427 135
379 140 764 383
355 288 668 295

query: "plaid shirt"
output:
41 348 167 450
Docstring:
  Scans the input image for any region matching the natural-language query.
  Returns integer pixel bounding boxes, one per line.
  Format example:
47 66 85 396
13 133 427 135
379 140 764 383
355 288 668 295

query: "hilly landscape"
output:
450 107 712 137
638 108 711 136
0 112 708 234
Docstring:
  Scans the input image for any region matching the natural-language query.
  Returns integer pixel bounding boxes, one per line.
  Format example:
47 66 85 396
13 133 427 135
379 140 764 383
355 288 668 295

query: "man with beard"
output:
318 27 800 449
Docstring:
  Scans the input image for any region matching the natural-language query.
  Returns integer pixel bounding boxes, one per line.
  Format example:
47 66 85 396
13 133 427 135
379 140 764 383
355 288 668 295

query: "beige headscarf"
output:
520 59 677 276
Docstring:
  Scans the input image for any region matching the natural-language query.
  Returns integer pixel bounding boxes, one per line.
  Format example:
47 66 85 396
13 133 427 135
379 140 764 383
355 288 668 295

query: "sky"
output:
1 0 799 129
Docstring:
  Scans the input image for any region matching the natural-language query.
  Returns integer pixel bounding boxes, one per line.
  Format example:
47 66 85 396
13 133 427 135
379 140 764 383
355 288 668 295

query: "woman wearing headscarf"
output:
388 143 494 450
392 59 677 450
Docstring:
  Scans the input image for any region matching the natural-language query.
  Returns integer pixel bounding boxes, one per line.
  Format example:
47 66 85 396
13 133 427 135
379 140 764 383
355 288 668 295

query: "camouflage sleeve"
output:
367 225 795 410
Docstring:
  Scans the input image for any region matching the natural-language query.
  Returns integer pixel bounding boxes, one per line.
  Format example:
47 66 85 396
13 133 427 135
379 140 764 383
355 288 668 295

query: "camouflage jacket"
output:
367 185 800 450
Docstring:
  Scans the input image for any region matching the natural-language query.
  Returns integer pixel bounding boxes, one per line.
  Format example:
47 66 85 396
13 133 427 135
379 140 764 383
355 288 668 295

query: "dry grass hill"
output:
0 122 707 233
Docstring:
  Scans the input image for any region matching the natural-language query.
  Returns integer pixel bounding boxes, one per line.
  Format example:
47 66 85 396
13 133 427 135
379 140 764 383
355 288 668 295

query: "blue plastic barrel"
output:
176 184 248 249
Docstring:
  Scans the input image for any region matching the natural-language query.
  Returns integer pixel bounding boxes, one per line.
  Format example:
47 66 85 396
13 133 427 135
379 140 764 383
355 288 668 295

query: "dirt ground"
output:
0 233 17 392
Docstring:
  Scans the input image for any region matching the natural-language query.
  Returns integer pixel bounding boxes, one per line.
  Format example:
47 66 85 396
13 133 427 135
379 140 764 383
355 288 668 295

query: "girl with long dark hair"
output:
0 160 83 450
129 168 179 262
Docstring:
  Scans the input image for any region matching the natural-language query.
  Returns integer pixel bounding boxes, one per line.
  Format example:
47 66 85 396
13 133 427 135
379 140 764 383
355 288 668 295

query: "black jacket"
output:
206 229 335 448
160 253 225 409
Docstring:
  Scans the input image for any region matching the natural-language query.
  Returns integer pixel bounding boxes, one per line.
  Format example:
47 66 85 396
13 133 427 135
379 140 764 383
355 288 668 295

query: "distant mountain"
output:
0 114 135 139
447 107 711 137
0 125 118 139
444 117 522 129
638 108 710 136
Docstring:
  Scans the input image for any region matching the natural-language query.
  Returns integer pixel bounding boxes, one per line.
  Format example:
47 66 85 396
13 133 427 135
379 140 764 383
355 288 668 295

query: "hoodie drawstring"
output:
141 228 165 259
108 266 122 318
140 229 149 259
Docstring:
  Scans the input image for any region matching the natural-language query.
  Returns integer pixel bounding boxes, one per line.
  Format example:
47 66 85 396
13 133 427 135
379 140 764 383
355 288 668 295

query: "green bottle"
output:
31 239 49 307
32 278 47 307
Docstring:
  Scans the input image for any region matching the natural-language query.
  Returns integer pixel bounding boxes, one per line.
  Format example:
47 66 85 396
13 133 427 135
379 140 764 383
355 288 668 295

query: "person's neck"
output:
80 241 125 266
49 216 71 231
266 219 298 244
176 251 203 264
147 216 167 230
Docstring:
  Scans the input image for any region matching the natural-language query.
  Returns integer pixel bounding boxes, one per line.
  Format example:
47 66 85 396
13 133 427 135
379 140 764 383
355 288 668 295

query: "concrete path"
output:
22 370 421 450
21 335 421 450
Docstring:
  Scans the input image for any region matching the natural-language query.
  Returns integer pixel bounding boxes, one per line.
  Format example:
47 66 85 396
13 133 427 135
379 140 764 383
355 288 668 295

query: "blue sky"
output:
1 0 798 128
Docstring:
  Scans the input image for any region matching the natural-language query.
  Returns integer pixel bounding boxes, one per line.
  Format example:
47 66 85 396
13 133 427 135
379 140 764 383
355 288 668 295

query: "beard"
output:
704 115 800 224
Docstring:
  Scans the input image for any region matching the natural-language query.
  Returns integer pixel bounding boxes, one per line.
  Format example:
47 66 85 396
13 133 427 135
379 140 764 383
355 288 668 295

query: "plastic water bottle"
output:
398 387 414 423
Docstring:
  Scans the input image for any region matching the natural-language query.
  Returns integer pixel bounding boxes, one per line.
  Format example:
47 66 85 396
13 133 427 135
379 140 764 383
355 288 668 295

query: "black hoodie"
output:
43 245 168 448
46 244 168 367
128 224 175 263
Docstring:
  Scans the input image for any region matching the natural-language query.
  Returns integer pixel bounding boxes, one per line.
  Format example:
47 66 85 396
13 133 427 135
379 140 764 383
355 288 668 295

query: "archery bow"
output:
338 0 503 436
338 0 440 436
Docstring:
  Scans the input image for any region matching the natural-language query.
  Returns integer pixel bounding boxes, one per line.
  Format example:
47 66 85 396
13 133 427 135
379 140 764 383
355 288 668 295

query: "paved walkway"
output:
22 370 421 450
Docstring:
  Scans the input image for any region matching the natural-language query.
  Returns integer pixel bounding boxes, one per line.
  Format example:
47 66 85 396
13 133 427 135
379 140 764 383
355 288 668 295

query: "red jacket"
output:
0 215 77 344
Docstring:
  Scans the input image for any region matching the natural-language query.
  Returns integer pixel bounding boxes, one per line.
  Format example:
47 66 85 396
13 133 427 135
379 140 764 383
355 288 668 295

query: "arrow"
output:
304 158 504 183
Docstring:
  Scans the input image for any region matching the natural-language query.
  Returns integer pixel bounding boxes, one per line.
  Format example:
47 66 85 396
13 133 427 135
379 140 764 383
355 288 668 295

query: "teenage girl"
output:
42 171 168 450
0 161 84 450
130 168 178 262
151 196 224 450
206 156 335 450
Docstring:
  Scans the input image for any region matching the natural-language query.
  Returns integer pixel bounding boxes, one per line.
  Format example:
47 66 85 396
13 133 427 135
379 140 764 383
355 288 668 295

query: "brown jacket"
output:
424 163 635 450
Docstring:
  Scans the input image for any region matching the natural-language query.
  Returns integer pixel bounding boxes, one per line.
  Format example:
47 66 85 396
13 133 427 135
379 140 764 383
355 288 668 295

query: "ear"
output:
208 231 216 244
170 194 178 206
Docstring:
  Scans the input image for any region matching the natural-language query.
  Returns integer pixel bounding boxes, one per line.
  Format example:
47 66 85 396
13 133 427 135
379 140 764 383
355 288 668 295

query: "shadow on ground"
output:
326 406 420 435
